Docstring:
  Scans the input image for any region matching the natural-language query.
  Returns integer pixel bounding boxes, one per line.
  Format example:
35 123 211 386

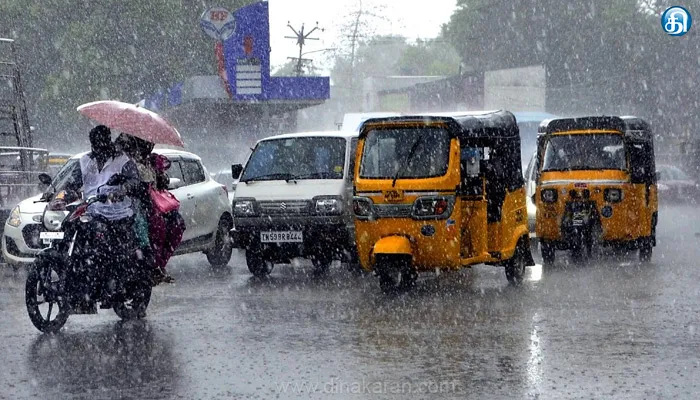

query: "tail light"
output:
541 188 558 203
412 196 453 219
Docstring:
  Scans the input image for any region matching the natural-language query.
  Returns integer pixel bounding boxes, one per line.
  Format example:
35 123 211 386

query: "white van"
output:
230 131 359 277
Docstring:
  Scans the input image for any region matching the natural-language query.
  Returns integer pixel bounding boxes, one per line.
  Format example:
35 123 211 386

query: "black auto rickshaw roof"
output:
358 110 520 140
538 115 653 141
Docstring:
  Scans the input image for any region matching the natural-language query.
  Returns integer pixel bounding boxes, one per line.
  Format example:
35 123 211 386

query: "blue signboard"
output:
222 1 329 101
145 1 329 111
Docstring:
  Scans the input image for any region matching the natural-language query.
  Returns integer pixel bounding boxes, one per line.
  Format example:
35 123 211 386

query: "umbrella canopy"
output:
77 100 185 147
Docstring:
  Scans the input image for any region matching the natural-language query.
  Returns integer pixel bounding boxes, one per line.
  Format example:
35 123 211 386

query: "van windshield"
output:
360 127 451 179
241 137 346 182
542 134 627 171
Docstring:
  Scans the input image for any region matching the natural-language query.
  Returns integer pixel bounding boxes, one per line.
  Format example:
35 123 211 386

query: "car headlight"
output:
604 188 623 203
232 198 257 217
314 196 343 215
7 206 21 227
541 188 558 203
352 197 374 219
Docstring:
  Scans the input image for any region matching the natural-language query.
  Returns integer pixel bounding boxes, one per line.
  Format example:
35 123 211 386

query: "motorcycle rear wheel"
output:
113 282 151 320
25 262 70 333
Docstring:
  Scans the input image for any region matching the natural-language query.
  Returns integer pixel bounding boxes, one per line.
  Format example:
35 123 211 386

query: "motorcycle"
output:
25 174 152 333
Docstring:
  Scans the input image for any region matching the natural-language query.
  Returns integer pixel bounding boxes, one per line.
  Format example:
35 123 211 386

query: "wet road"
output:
1 204 700 399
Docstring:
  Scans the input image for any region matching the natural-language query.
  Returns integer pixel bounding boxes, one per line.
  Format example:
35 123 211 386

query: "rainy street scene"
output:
0 0 699 399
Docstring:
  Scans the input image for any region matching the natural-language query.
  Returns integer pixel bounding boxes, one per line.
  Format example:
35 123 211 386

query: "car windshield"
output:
359 127 451 179
240 137 346 182
542 134 627 172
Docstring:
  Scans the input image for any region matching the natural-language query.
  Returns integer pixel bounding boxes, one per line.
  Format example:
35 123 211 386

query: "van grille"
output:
258 200 310 215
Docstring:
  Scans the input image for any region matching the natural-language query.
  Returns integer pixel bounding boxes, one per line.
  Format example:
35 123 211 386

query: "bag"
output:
149 186 180 213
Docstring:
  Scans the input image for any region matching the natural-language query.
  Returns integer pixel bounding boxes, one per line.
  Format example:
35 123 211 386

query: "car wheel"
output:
245 246 274 277
311 253 332 277
206 216 233 269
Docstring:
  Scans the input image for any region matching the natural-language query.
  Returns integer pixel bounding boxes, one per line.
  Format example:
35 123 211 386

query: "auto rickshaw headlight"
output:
541 189 558 203
353 197 374 218
412 196 452 219
604 188 623 203
314 196 342 215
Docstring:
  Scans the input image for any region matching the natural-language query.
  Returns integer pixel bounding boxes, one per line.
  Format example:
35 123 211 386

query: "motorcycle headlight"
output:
541 188 558 203
314 196 342 215
7 206 21 227
604 188 623 203
232 198 257 217
353 197 374 219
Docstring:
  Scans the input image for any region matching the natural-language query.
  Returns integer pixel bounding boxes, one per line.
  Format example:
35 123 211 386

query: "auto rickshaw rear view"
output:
353 110 534 292
534 116 657 265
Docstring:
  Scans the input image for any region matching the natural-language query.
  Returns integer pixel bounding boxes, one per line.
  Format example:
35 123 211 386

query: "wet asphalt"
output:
1 203 700 399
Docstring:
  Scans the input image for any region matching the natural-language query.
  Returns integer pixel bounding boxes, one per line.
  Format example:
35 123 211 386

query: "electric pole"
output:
285 22 323 76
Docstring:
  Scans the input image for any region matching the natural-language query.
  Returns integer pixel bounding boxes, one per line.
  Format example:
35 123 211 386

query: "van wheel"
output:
206 217 233 268
540 242 555 266
639 243 653 263
245 247 274 277
505 241 527 285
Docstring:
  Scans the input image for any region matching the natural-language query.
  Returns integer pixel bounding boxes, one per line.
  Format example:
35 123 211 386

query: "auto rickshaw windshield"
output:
359 127 451 179
542 133 627 171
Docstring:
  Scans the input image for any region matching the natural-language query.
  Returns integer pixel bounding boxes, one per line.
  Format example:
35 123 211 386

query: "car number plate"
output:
40 231 64 244
260 231 303 243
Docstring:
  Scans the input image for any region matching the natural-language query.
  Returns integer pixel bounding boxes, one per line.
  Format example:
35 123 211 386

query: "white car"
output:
212 169 237 204
524 151 537 242
3 149 234 269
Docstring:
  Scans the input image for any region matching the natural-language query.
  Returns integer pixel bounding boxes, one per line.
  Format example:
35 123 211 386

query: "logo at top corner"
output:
661 6 692 36
200 7 236 41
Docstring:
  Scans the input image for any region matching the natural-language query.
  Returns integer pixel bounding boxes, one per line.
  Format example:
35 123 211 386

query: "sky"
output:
267 0 457 70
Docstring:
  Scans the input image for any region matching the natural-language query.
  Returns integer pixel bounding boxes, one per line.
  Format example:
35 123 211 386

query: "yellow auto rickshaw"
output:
353 110 534 292
534 116 657 265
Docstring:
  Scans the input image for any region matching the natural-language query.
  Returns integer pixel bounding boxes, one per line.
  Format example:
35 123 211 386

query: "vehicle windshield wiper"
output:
295 172 338 179
392 136 423 187
241 173 298 183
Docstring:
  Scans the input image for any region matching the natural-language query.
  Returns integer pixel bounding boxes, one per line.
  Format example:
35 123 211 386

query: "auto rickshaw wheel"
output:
376 255 416 294
639 243 653 263
505 241 527 285
540 242 555 266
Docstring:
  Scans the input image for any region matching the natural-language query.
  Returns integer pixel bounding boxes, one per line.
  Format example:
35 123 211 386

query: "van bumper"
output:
230 215 355 261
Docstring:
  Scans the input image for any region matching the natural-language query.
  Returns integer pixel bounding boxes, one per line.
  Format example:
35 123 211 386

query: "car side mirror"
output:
231 164 243 179
38 173 52 186
168 177 183 190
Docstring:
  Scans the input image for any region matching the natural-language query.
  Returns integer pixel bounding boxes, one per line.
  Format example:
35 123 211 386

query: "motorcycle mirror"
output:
38 173 52 186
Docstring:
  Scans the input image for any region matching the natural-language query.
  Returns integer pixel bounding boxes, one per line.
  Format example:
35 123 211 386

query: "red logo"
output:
244 36 254 55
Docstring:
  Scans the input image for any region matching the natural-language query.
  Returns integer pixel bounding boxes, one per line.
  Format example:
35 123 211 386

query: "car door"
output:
180 158 210 239
165 157 196 242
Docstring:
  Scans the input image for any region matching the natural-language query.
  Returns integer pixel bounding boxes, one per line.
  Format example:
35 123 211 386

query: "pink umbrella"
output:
77 100 185 147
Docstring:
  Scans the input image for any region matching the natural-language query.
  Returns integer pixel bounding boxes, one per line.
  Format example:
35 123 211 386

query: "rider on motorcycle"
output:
70 125 141 310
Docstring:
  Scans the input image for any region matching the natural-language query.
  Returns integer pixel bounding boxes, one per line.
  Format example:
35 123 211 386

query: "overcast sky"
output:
267 0 457 70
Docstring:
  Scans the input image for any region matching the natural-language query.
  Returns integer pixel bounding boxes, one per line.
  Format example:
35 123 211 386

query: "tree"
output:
395 39 462 76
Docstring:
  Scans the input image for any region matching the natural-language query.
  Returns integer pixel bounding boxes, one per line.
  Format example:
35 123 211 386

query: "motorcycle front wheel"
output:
25 261 70 333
